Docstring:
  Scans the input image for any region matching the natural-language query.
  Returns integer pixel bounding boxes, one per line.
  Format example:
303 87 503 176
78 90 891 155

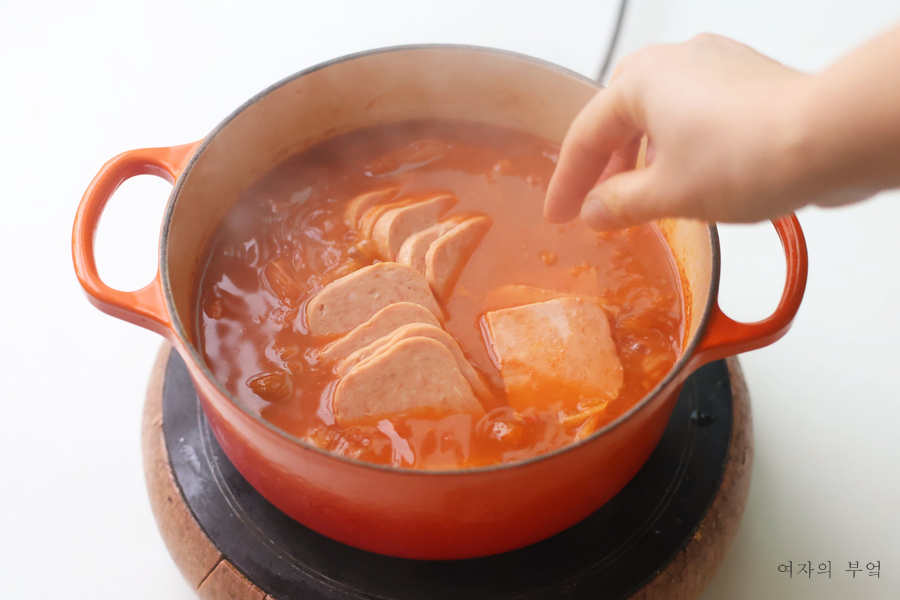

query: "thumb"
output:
580 167 668 231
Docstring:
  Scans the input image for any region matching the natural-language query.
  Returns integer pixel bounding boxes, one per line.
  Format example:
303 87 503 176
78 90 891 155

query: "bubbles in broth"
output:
196 120 684 470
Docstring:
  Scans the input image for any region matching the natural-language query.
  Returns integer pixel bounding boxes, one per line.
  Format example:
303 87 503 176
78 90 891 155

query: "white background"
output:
1 1 898 598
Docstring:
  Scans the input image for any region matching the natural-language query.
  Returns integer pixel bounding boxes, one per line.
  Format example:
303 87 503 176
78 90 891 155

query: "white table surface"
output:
2 1 898 598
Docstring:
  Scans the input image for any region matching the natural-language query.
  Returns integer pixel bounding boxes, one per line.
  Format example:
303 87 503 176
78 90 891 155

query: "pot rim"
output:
159 43 721 476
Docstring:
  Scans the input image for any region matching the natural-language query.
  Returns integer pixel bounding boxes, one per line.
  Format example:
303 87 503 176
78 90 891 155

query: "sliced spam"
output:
344 185 401 229
306 262 442 336
357 197 416 239
371 193 457 261
484 296 623 412
336 322 492 401
318 302 440 363
425 215 492 300
333 336 484 425
397 215 468 274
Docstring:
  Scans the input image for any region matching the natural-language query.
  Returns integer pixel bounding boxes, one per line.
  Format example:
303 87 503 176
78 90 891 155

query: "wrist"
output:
778 71 881 209
772 75 830 206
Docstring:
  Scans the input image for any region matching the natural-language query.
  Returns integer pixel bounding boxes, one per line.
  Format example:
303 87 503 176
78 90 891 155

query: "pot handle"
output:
690 214 808 368
72 141 201 338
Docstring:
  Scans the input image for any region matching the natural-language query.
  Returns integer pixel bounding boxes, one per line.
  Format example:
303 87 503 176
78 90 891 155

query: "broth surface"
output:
197 120 683 469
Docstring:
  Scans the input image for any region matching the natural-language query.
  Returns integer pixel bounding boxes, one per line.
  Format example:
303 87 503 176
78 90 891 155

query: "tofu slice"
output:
319 302 440 363
344 185 401 229
425 215 492 300
336 323 492 402
371 193 458 260
484 296 623 411
306 263 442 336
333 336 484 425
397 215 469 274
483 285 576 312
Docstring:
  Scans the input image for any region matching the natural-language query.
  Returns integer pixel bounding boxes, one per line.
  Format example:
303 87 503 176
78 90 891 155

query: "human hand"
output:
544 34 847 230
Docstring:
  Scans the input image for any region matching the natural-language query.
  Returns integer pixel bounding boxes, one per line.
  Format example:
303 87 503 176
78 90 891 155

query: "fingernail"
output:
581 197 619 231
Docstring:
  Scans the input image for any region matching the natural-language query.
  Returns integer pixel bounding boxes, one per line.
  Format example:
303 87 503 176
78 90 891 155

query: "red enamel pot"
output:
73 45 807 559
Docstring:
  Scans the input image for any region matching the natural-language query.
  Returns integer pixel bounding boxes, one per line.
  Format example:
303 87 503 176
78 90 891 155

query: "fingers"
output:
580 167 667 231
596 135 643 187
543 84 641 224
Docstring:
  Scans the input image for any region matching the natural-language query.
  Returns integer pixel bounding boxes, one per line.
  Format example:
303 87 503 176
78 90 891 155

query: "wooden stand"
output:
143 343 753 600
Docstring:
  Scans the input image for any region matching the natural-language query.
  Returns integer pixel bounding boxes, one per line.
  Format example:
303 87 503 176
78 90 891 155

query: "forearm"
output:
796 25 900 206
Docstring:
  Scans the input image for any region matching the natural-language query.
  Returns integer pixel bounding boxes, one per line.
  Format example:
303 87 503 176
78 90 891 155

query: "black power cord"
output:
597 0 629 83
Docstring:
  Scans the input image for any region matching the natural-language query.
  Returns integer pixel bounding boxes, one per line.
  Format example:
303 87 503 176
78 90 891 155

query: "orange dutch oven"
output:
72 46 807 560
